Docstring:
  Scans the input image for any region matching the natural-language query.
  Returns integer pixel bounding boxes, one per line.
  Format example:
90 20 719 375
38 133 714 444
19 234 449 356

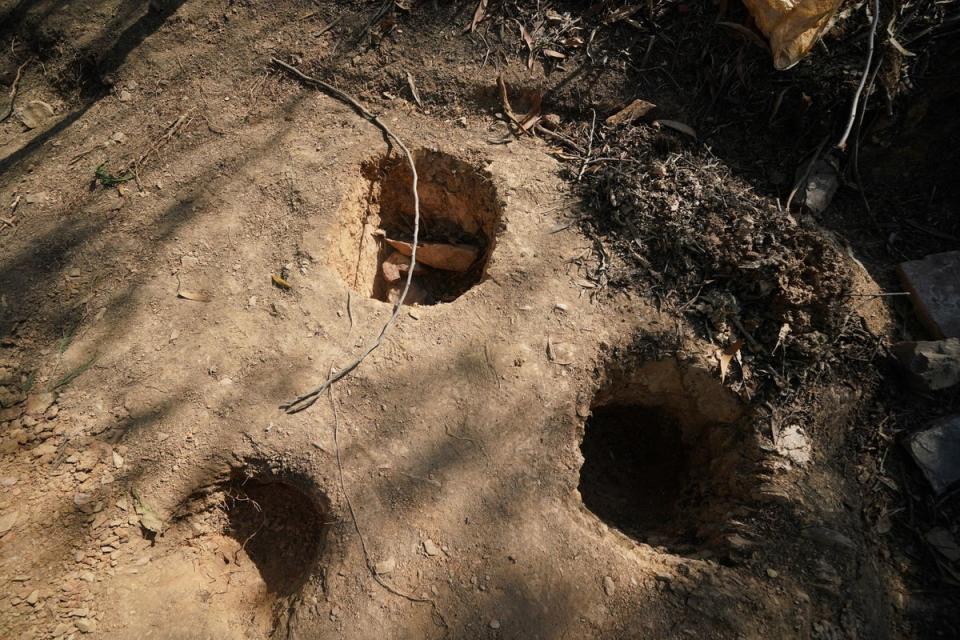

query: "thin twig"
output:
534 124 585 154
0 58 30 123
328 381 447 628
272 58 422 413
836 0 880 150
577 108 597 182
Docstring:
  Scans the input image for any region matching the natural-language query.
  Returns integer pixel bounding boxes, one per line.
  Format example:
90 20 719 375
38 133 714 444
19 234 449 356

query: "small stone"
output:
0 509 19 535
374 557 396 575
75 618 96 633
111 131 126 144
603 575 616 596
766 568 779 578
423 539 440 557
774 424 811 466
118 89 132 102
68 607 90 617
19 100 55 129
79 571 95 583
24 392 55 416
112 451 124 469
908 415 960 495
25 590 38 605
892 338 960 391
541 113 561 129
24 192 48 205
489 619 501 630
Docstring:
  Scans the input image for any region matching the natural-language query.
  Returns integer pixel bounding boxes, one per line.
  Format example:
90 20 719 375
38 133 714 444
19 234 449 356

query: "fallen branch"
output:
272 58 422 413
836 0 880 150
0 59 30 123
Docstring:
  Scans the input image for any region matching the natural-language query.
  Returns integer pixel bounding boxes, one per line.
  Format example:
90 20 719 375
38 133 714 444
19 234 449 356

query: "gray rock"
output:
18 100 54 129
801 526 855 550
892 339 960 391
899 251 960 339
908 415 960 494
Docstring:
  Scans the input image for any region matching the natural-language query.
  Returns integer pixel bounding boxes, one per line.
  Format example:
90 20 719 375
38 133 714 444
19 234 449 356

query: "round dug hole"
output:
577 360 750 554
221 478 328 597
333 149 502 305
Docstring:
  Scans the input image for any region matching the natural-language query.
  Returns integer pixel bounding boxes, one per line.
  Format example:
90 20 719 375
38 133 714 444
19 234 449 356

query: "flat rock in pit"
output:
386 239 479 272
908 414 960 495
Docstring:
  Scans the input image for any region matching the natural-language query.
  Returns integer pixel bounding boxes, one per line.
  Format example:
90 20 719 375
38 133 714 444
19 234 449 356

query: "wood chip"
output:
655 119 698 139
605 99 656 126
177 290 211 302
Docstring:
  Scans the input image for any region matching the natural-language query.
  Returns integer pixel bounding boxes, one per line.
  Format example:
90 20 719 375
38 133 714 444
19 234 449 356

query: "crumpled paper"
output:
743 0 843 69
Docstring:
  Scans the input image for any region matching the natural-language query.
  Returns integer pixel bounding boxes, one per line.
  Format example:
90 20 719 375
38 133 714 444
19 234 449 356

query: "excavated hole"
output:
221 479 327 597
580 406 689 539
578 360 749 555
173 470 331 599
334 149 502 305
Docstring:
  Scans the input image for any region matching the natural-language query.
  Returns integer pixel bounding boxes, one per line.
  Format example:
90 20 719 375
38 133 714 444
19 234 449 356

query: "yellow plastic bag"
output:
743 0 843 69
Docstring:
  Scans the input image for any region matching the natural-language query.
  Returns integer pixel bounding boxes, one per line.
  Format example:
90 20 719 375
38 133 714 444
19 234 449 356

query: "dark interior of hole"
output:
224 481 326 597
578 405 698 545
368 154 497 305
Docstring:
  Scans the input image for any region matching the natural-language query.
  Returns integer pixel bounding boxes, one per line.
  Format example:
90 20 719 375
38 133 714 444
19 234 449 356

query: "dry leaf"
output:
518 23 535 69
177 289 211 302
655 119 697 138
272 274 292 290
773 322 791 353
717 339 744 383
467 0 488 33
542 49 566 59
605 99 656 126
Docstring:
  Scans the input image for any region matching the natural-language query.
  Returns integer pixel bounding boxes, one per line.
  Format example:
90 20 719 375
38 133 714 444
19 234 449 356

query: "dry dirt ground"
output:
0 1 957 639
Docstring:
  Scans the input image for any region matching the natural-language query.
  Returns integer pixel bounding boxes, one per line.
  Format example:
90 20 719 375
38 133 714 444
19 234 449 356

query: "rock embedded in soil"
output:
24 393 55 416
423 539 440 557
898 251 960 339
908 415 960 495
892 338 960 391
603 575 616 596
385 239 479 272
18 100 55 129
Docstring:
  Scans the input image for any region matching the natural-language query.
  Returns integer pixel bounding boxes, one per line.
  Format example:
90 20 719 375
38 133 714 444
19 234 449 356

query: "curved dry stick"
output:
0 59 31 123
270 58 421 413
836 0 880 150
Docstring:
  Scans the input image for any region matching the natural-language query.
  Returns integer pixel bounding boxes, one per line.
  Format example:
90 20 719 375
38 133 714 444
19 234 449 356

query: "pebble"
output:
489 619 501 630
75 618 96 633
603 575 616 596
766 568 779 579
423 539 440 557
374 557 396 575
25 590 38 605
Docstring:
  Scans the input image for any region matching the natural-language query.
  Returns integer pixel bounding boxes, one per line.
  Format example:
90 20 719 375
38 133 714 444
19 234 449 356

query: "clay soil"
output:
1 1 959 639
